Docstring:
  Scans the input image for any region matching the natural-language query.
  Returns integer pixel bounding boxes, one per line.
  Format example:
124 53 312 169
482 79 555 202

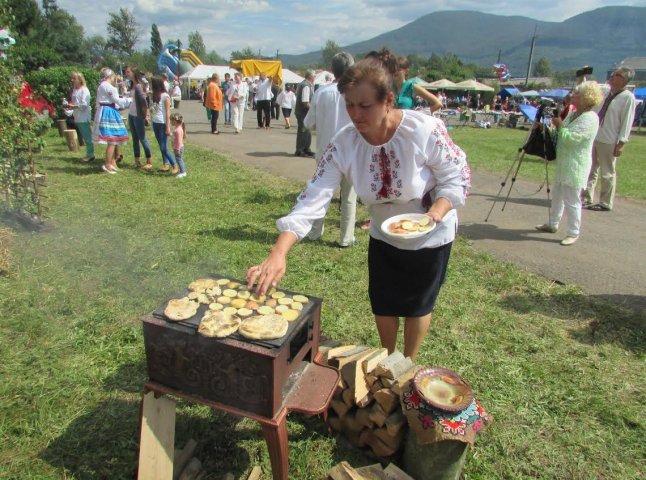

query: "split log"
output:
374 353 413 380
365 374 378 388
319 338 343 355
340 349 377 403
328 412 343 432
330 398 353 418
360 429 398 458
361 348 389 374
391 366 422 396
63 129 79 151
374 388 399 415
373 426 406 451
342 386 355 407
247 466 262 480
173 438 197 480
178 457 202 480
383 463 416 480
342 413 365 434
328 461 366 480
368 402 388 428
355 464 389 480
385 409 406 437
356 393 374 408
355 407 375 429
331 347 372 370
327 344 359 361
370 379 384 394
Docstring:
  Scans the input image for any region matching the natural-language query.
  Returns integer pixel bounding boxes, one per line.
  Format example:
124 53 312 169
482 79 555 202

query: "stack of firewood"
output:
323 345 420 459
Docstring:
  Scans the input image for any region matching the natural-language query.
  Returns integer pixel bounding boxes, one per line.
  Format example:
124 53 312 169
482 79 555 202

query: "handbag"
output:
523 123 557 161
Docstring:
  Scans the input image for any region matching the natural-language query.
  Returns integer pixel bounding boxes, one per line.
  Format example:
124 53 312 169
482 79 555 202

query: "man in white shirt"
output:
255 72 273 129
304 52 357 247
582 66 636 211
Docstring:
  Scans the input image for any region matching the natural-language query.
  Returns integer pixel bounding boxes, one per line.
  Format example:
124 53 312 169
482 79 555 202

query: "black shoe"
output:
294 151 303 157
304 150 315 157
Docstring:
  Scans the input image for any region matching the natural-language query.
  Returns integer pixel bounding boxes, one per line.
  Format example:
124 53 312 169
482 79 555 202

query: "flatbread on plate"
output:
165 297 199 321
189 278 219 292
198 311 241 338
239 314 288 340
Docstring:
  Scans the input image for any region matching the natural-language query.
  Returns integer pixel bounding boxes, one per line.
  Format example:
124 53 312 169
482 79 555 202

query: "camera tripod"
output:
484 125 552 223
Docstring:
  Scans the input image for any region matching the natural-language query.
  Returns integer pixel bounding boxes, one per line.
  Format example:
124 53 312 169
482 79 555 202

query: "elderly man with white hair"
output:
582 66 636 212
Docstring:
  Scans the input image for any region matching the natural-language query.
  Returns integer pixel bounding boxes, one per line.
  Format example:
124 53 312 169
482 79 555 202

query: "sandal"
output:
134 159 142 168
586 204 611 211
142 163 153 170
161 165 170 172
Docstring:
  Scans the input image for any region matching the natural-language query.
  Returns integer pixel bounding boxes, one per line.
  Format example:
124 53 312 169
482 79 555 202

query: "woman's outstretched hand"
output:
246 231 298 295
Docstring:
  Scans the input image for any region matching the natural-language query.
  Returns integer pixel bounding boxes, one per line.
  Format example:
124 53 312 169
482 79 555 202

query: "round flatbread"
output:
291 302 303 311
275 304 289 313
230 298 247 309
250 293 266 303
223 306 237 316
189 278 219 292
198 311 241 338
223 289 238 298
209 302 224 311
271 291 286 299
236 308 253 318
281 309 300 322
206 286 222 297
239 314 289 340
197 293 210 304
187 291 200 300
277 297 293 305
257 305 275 315
216 278 230 286
237 290 250 299
164 297 199 321
293 294 309 304
227 281 241 289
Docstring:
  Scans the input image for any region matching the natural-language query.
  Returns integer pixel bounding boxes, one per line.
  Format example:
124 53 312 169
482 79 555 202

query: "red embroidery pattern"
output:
370 147 402 200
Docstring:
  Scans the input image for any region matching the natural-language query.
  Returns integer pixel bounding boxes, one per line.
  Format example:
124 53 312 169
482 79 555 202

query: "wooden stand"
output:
56 119 67 136
137 360 339 480
63 129 79 151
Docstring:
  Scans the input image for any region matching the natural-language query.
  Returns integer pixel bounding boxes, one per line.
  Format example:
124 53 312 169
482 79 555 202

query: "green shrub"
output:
25 66 100 119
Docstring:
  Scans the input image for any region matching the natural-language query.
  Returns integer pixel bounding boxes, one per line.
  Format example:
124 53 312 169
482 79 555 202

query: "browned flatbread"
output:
239 314 288 340
198 311 241 338
164 297 199 321
189 278 219 292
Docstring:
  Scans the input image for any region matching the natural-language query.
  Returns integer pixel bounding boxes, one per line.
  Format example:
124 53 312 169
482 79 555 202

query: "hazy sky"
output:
57 1 646 59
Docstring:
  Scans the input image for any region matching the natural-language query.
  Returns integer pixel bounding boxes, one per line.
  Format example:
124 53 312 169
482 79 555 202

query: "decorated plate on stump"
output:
412 367 473 412
380 213 436 240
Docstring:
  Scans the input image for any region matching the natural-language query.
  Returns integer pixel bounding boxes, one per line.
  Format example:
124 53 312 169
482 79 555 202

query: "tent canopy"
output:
410 76 432 88
498 87 521 99
453 79 495 91
521 90 540 97
541 88 570 99
314 70 333 85
230 59 283 85
426 78 456 89
180 65 237 81
282 68 305 84
633 87 646 100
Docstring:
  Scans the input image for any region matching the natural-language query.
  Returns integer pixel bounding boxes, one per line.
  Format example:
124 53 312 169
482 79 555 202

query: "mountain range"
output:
279 7 646 76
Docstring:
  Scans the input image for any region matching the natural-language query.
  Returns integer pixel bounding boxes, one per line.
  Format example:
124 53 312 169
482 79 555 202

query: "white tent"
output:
180 65 238 82
282 68 305 84
314 70 334 85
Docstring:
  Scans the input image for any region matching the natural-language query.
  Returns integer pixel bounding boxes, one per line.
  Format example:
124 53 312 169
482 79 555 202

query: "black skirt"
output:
368 237 452 317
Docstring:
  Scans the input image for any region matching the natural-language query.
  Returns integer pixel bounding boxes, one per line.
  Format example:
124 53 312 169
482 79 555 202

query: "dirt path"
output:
180 100 646 311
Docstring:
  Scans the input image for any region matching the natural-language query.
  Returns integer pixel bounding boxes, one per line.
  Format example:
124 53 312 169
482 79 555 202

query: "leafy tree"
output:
187 31 205 58
230 47 256 61
321 40 341 69
203 50 226 65
150 24 163 57
126 50 157 74
85 35 107 67
40 8 87 65
533 57 553 77
107 8 139 56
7 0 41 38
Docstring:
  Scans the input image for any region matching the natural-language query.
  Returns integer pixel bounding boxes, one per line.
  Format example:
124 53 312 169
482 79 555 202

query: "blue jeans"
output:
223 99 231 124
128 114 151 159
76 122 94 157
152 122 176 167
174 146 186 173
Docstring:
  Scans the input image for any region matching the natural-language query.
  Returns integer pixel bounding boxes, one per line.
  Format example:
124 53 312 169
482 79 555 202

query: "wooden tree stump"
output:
63 129 79 152
56 119 67 136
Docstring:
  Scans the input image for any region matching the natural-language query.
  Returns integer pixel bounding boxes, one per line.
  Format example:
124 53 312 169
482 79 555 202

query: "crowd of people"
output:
66 67 188 177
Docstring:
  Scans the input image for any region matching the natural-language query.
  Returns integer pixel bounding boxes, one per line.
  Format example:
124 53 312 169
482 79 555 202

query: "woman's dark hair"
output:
337 57 393 103
130 68 146 86
151 76 166 104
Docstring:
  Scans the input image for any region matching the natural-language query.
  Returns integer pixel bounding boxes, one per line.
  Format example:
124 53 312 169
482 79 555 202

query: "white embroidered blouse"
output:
277 110 471 250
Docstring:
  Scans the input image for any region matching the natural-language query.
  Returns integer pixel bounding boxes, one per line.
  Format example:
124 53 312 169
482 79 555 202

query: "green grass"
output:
0 129 644 479
449 125 646 201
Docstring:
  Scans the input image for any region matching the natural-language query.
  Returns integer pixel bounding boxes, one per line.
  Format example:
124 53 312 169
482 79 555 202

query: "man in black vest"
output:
294 70 316 157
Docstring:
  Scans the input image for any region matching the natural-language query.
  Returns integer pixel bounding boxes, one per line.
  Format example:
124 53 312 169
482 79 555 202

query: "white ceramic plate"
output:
380 213 436 239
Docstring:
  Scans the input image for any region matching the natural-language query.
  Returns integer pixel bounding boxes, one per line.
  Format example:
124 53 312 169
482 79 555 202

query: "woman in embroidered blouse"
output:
66 72 94 162
246 57 471 361
535 81 603 246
